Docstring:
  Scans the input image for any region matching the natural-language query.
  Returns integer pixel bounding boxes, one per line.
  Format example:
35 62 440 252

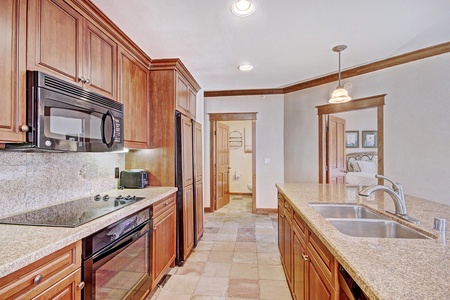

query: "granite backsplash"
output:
0 151 124 218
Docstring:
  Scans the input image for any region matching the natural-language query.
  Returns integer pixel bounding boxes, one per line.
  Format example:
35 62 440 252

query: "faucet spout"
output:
359 185 407 215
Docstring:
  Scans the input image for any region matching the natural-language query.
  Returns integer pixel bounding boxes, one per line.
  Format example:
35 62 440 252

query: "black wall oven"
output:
82 208 152 300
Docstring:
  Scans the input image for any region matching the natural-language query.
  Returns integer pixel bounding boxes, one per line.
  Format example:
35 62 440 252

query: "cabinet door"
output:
152 203 176 288
182 115 193 187
83 21 117 99
183 184 195 260
188 88 196 119
28 0 82 84
118 46 149 148
33 269 82 300
308 258 334 300
278 200 285 259
194 122 202 182
283 214 293 287
176 75 189 114
0 0 26 143
293 230 307 300
195 180 204 241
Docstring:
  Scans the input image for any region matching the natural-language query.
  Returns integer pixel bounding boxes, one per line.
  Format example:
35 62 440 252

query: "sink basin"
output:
328 219 431 239
308 203 387 219
308 203 431 239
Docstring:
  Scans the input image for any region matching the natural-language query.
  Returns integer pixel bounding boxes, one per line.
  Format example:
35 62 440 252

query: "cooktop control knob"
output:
94 194 101 201
103 195 109 201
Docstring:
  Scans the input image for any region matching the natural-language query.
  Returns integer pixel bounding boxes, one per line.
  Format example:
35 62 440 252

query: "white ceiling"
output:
91 0 450 91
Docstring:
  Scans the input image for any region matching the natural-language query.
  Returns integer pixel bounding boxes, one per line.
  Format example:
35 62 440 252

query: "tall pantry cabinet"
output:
126 58 203 265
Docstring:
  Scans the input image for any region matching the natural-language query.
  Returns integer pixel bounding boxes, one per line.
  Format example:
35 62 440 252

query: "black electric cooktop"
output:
0 194 146 228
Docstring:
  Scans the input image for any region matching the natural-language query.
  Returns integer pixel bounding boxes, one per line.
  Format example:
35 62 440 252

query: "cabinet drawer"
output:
0 241 81 300
283 199 293 220
153 194 176 219
307 231 338 288
293 211 307 242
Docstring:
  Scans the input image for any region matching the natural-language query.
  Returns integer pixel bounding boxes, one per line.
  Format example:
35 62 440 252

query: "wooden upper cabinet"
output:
0 0 27 143
28 0 82 84
83 20 117 99
176 75 197 119
150 59 200 120
189 88 197 119
176 75 189 114
118 46 150 148
27 0 117 99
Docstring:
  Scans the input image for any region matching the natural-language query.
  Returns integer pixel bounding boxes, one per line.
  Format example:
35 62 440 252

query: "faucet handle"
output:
376 175 402 191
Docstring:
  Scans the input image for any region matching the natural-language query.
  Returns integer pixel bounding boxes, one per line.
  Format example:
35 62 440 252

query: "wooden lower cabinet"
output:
33 269 81 300
0 241 82 300
292 228 306 300
151 194 176 289
278 193 340 300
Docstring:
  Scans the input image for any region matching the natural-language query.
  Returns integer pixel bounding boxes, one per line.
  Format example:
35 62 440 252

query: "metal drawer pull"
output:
165 201 169 206
78 281 85 290
302 253 309 261
34 274 43 284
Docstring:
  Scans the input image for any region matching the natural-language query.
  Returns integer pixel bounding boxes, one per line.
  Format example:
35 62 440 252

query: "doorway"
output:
209 113 257 213
316 94 386 184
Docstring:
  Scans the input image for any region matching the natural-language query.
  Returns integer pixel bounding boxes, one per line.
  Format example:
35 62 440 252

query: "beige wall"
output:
284 52 450 205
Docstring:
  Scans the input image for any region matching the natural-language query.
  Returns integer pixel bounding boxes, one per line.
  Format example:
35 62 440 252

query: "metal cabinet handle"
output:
79 77 86 83
302 253 309 261
78 281 85 290
34 274 43 284
85 78 91 85
21 125 29 132
280 215 285 219
165 201 169 206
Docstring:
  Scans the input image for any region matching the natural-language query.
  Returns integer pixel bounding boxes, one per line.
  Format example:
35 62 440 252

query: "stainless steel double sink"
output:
308 203 431 239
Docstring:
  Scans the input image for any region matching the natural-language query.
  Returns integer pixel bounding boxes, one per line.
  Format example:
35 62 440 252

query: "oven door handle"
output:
93 221 149 268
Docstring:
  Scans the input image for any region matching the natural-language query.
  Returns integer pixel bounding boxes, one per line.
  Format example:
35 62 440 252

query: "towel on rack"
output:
244 127 252 153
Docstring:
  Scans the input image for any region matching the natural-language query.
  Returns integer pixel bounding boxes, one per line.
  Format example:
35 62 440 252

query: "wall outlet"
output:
115 167 120 178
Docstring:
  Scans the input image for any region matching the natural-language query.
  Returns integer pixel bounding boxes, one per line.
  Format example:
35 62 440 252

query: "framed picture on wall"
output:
345 131 359 148
362 131 377 148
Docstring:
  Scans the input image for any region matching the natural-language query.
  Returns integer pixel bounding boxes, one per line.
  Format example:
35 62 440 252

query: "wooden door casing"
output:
327 115 346 184
195 180 204 241
216 122 230 210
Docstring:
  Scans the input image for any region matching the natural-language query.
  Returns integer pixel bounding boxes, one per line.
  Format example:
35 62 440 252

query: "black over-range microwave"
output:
6 71 124 152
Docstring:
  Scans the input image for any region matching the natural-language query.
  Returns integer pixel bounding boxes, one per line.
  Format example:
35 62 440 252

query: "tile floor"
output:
148 195 292 300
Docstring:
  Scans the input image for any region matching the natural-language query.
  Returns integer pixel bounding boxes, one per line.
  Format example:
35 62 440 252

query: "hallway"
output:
149 195 291 299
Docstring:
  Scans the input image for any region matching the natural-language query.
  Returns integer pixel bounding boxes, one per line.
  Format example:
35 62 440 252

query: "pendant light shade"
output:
329 45 352 104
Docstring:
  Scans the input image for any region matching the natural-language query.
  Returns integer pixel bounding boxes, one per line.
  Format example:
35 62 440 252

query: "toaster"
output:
120 169 149 189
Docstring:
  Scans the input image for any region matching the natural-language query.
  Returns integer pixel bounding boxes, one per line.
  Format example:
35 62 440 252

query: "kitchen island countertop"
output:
276 183 450 300
0 186 177 278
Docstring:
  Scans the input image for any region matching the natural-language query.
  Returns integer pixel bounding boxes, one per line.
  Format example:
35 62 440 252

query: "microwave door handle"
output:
101 110 116 148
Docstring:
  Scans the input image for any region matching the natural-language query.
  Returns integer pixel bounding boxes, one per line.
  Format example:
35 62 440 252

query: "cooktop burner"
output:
0 194 146 228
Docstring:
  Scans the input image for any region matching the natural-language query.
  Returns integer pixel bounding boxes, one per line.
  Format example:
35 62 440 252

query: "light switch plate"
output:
264 158 271 164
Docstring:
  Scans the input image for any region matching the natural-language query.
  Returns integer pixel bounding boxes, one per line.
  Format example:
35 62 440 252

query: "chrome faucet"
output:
359 175 419 224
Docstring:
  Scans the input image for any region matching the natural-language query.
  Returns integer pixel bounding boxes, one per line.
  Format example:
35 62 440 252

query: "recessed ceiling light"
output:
231 0 255 17
238 64 253 71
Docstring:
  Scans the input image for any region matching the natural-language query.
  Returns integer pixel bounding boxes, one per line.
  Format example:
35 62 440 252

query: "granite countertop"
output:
276 183 450 300
0 186 177 278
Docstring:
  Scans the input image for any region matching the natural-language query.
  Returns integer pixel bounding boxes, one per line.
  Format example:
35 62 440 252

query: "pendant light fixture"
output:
329 45 352 103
